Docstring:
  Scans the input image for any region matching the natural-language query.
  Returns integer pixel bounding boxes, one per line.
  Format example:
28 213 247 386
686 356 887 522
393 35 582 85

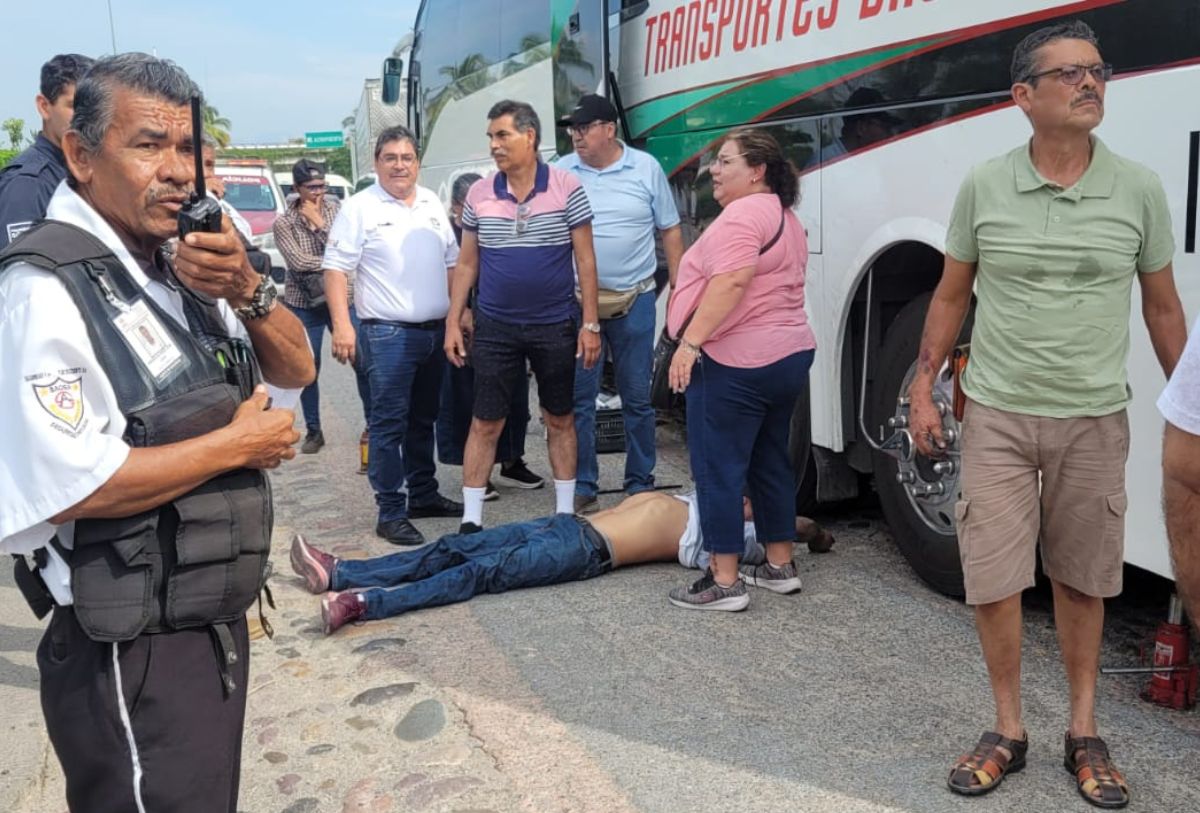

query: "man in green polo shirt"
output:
908 21 1187 808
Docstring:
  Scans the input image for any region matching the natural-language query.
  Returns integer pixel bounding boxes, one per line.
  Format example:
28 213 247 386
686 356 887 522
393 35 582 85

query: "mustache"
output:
145 184 190 204
1073 91 1102 107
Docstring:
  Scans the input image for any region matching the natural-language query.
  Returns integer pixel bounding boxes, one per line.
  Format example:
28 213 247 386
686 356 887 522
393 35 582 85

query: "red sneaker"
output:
289 534 337 594
321 591 366 635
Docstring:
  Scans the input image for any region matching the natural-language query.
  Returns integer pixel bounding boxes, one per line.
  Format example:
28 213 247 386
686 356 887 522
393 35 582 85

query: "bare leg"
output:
1051 580 1103 738
764 541 794 567
463 417 505 488
542 409 576 481
974 593 1026 741
710 552 739 586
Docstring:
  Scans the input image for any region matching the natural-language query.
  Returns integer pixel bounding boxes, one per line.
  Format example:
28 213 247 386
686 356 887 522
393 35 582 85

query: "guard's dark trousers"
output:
38 608 250 813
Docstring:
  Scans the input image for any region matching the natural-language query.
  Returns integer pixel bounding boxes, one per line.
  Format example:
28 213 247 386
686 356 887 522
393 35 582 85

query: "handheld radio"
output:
177 95 223 237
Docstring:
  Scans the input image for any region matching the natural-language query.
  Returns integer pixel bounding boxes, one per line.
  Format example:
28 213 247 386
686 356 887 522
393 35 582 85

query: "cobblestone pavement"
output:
3 354 1199 812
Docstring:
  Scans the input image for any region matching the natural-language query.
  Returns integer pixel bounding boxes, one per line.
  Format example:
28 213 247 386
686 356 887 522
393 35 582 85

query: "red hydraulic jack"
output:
1102 595 1198 710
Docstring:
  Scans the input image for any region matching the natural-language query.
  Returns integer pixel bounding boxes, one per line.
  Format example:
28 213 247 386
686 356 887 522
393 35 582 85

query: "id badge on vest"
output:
114 299 185 382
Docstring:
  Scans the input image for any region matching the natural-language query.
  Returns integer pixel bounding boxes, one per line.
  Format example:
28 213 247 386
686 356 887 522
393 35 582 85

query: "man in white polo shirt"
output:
323 126 462 546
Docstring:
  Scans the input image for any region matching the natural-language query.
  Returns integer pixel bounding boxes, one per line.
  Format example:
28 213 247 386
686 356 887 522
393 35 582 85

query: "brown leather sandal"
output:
1064 733 1130 809
947 730 1028 796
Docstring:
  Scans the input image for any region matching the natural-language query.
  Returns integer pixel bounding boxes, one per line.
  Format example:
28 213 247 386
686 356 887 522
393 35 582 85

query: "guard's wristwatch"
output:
233 277 278 321
582 321 601 334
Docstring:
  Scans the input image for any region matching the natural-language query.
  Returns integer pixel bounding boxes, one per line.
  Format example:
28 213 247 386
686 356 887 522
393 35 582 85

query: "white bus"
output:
385 0 1200 595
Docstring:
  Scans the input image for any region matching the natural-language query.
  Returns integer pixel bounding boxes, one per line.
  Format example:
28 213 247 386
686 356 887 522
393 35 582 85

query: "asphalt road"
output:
2 350 1198 813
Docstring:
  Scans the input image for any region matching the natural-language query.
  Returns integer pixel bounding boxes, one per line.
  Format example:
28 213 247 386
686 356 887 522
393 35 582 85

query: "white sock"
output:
554 479 576 513
462 487 486 526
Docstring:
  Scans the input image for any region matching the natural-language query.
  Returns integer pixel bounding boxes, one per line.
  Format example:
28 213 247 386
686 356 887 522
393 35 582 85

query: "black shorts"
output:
471 312 577 419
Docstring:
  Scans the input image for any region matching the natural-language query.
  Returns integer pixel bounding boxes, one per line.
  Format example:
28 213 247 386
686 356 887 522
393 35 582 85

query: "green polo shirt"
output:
945 137 1175 418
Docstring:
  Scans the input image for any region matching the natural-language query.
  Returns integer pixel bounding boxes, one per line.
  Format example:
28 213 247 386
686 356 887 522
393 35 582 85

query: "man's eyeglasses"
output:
513 202 532 236
1026 63 1113 86
379 153 419 167
301 183 327 192
567 120 605 138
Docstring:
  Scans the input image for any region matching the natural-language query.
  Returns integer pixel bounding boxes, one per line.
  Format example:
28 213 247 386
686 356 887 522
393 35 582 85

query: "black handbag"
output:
650 209 788 411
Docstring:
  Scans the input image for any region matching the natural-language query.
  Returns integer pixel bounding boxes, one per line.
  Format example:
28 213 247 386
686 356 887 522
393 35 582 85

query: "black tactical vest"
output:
0 221 272 643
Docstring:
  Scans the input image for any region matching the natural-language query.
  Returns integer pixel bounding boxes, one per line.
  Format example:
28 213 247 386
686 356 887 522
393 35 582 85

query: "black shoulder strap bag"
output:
650 208 788 411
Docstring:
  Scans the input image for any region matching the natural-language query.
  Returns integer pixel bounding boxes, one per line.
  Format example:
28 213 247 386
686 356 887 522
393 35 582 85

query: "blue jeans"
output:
686 349 814 554
332 514 612 618
358 321 446 522
573 290 657 497
289 303 372 429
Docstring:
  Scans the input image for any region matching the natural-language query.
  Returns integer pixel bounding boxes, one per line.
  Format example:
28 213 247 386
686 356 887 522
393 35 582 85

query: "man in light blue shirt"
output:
557 95 683 512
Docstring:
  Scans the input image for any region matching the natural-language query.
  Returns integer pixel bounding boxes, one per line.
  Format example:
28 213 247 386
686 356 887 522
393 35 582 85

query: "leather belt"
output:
575 516 612 566
361 317 445 330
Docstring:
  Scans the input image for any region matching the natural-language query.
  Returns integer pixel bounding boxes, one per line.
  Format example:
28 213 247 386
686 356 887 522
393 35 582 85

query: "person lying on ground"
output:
290 491 834 633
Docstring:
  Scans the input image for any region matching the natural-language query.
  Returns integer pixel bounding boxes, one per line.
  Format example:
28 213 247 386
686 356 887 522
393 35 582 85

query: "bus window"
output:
500 0 548 62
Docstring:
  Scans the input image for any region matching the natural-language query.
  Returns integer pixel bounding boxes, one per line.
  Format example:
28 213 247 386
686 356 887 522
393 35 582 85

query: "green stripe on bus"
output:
629 37 944 146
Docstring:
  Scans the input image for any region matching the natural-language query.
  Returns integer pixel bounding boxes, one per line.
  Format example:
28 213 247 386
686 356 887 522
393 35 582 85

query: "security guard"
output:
0 53 94 248
0 54 314 813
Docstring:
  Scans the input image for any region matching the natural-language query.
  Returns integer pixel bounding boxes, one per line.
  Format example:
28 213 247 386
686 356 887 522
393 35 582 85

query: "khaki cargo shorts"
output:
956 399 1129 605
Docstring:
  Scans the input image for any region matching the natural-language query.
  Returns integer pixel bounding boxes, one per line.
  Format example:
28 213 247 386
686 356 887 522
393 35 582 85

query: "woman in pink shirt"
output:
664 129 817 611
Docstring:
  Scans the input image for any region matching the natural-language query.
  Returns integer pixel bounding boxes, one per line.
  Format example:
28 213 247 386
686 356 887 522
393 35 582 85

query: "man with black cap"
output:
557 94 683 513
273 158 371 455
0 53 95 248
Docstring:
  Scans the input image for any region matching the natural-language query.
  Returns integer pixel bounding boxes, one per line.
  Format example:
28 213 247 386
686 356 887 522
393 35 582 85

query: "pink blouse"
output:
667 192 816 368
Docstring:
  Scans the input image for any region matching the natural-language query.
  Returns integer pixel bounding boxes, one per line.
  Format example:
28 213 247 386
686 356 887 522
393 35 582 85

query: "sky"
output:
1 0 422 145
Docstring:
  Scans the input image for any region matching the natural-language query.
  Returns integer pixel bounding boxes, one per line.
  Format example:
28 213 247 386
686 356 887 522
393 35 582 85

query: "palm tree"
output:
202 104 232 148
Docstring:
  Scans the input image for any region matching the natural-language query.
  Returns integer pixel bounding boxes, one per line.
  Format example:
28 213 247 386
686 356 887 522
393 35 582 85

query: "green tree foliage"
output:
202 104 232 148
2 118 25 150
0 149 19 169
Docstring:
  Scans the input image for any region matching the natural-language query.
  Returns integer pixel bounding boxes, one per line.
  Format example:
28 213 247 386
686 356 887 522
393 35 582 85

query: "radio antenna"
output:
190 95 207 201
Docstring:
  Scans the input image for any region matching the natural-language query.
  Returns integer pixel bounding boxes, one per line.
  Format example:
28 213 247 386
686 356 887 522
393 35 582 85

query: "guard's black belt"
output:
361 317 445 330
575 516 612 566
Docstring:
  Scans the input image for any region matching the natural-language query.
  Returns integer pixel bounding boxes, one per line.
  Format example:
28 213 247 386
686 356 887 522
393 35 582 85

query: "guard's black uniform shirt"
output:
0 133 67 248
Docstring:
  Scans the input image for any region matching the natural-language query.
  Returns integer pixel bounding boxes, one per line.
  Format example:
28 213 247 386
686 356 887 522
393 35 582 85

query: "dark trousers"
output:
436 360 530 465
686 350 814 554
359 320 446 521
38 609 250 813
289 302 372 430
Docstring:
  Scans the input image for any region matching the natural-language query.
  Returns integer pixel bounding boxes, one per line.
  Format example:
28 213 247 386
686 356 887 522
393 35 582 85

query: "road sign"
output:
305 131 344 149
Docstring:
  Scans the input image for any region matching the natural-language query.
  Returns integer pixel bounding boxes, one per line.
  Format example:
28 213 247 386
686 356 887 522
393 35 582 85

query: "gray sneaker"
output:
739 560 803 594
668 569 750 611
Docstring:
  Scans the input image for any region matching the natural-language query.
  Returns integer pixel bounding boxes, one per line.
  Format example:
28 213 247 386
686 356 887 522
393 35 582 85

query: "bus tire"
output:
788 384 818 515
871 293 972 597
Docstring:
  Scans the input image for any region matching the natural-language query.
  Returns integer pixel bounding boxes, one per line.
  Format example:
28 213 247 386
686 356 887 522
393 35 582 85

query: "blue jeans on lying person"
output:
332 514 612 619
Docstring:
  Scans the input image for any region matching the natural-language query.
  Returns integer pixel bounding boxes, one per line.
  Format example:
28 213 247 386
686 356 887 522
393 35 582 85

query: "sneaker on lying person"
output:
739 560 803 594
322 591 366 635
668 568 749 611
289 534 337 594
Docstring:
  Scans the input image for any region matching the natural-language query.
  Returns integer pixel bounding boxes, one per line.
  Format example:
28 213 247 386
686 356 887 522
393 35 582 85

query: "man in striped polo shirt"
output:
446 99 601 532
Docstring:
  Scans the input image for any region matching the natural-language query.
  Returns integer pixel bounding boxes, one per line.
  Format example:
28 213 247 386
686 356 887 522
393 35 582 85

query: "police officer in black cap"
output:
0 53 315 813
0 53 95 247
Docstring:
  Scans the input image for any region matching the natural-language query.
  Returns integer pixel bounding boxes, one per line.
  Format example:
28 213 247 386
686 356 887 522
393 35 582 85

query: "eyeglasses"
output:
301 183 327 192
513 202 532 236
378 153 419 167
567 120 605 137
1026 63 1113 86
711 153 747 170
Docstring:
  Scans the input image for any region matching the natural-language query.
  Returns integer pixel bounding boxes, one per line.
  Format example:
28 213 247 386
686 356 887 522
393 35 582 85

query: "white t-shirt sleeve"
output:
0 267 131 554
322 198 363 273
1158 313 1200 435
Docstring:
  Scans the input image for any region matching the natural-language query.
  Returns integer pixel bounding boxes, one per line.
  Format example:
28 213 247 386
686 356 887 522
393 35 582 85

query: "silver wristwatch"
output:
582 321 601 334
233 277 278 321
